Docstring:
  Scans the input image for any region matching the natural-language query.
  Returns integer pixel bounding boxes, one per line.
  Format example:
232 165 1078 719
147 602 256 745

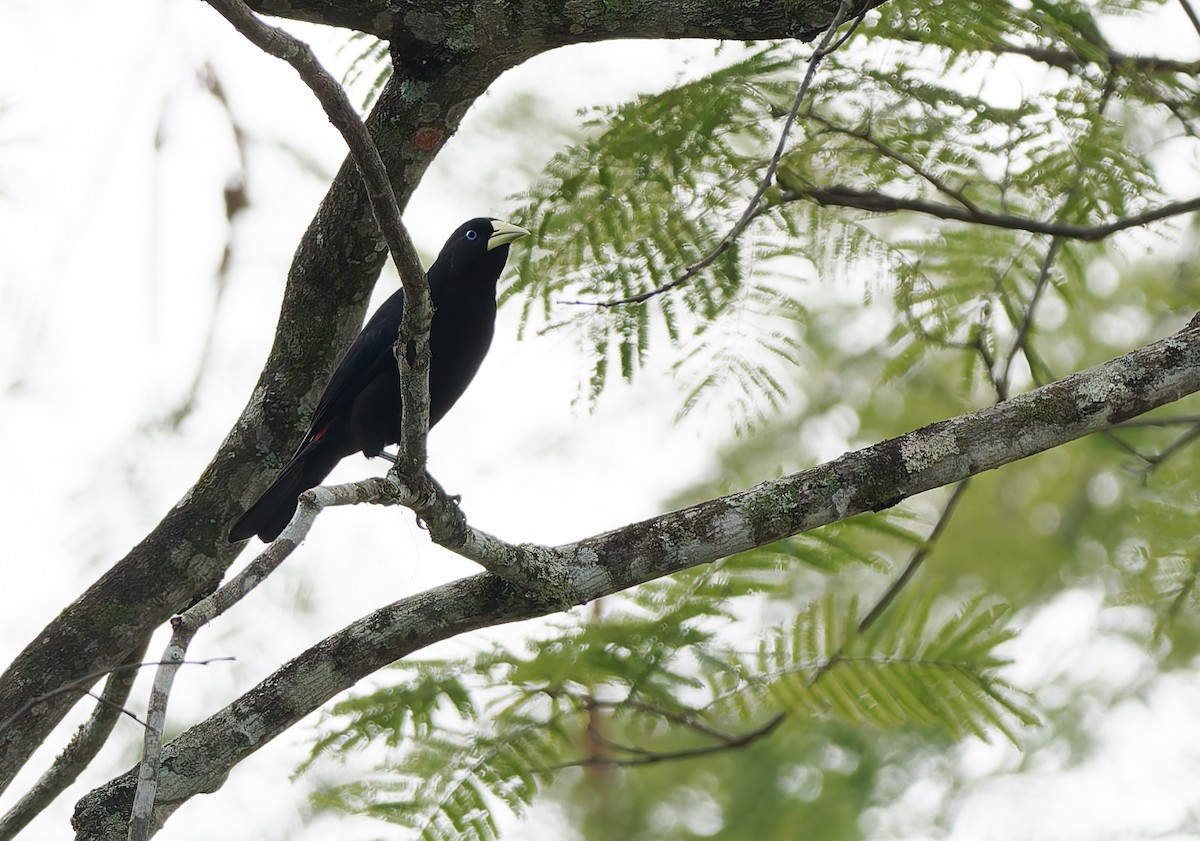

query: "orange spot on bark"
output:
413 126 445 151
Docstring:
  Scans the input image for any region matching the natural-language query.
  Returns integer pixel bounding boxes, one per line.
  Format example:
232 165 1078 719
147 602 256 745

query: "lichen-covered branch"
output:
73 317 1200 838
246 0 856 43
0 0 862 799
0 641 148 841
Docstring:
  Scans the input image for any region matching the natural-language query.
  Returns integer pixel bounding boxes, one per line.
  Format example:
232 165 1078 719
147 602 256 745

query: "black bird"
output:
228 217 530 543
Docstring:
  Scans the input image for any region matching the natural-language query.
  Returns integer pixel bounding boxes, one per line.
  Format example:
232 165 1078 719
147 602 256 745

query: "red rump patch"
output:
313 423 330 443
413 126 445 151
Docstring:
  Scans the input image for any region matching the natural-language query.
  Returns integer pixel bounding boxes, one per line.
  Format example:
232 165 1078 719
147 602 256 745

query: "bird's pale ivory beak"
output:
487 219 531 251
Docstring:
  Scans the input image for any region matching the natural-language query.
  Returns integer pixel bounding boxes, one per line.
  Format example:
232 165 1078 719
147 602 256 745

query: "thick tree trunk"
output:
0 0 863 803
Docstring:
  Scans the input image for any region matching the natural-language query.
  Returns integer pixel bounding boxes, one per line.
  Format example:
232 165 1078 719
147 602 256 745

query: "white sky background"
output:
1 1 1200 840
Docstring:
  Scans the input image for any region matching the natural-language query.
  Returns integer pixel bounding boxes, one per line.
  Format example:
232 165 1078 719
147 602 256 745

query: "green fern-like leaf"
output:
746 592 1037 744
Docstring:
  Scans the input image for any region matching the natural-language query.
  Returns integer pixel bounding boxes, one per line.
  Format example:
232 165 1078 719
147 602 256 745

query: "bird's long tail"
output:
227 442 342 543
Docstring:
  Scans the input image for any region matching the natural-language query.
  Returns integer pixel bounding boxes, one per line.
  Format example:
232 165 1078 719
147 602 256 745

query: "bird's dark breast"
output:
428 292 497 425
349 367 402 457
348 292 496 457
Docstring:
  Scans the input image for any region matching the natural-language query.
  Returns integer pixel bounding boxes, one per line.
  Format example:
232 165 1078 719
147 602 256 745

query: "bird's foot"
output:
374 449 398 464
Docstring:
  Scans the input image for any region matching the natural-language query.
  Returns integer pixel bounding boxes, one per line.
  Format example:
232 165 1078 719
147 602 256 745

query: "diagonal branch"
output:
0 0 888 807
856 479 973 634
74 316 1200 838
563 0 864 309
127 515 307 841
132 4 442 832
202 0 433 475
999 237 1064 398
787 184 1200 242
804 111 983 213
1180 0 1200 38
559 712 787 769
0 640 148 841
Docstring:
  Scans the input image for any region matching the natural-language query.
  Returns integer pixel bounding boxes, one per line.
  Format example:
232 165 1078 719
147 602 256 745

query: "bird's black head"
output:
432 217 530 283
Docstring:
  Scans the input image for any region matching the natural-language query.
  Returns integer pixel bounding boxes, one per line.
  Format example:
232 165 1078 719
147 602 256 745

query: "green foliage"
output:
339 32 393 113
753 593 1037 742
303 538 1034 839
501 47 809 419
496 2 1196 425
314 0 1200 837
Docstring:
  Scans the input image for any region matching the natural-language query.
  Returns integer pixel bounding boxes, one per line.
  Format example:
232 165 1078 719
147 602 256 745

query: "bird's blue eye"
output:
466 230 478 241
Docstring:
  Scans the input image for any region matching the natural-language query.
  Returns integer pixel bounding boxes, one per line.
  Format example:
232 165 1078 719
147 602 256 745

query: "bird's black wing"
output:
293 287 406 454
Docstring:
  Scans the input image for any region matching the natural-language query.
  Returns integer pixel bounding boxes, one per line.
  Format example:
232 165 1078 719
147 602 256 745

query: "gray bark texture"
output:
0 0 1194 837
0 0 851 799
73 318 1200 837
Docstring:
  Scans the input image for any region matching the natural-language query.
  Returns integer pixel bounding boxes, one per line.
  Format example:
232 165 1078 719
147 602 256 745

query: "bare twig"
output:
127 514 305 841
999 237 1063 398
555 712 785 769
1118 413 1200 428
564 0 864 309
857 480 973 634
0 639 148 841
0 657 231 738
789 185 1200 243
1180 0 1200 38
798 481 974 694
1133 423 1200 478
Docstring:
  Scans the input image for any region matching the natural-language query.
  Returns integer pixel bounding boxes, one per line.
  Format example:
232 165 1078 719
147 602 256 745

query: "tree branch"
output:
561 0 864 308
1180 0 1200 38
127 511 306 841
805 111 984 213
202 0 433 475
890 33 1200 76
74 317 1200 838
245 0 868 43
0 640 148 841
785 184 1200 242
560 711 787 769
0 0 861 793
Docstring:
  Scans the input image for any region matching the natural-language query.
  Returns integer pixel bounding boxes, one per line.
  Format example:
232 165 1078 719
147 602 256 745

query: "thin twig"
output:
82 688 148 730
1117 413 1200 428
857 480 973 634
999 237 1063 397
805 111 983 213
1133 423 1200 478
564 0 863 309
598 696 748 744
554 712 785 769
0 639 149 841
1180 0 1200 38
790 185 1200 243
127 514 306 841
0 657 232 737
891 34 1200 75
